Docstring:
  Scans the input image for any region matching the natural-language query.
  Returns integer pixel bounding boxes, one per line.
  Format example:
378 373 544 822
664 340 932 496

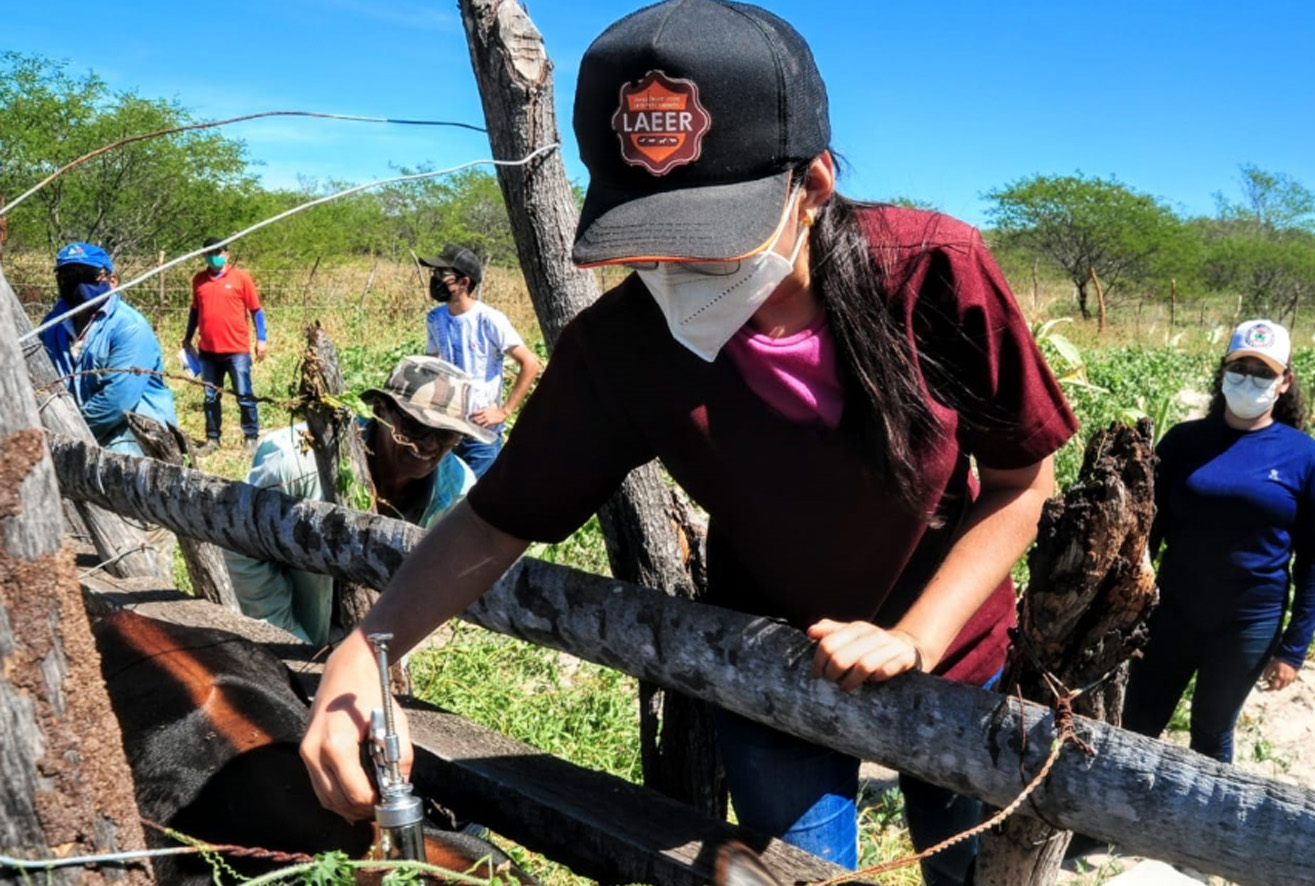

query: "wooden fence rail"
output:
43 433 1315 886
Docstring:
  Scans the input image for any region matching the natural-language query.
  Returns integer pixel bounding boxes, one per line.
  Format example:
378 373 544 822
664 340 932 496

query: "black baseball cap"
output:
571 0 830 266
418 244 483 288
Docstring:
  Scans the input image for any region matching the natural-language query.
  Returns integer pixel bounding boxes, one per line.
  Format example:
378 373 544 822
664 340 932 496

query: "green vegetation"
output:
7 49 1314 886
988 173 1183 319
0 52 519 267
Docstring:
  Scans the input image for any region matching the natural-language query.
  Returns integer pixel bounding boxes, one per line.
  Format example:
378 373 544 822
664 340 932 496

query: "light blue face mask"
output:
206 254 227 270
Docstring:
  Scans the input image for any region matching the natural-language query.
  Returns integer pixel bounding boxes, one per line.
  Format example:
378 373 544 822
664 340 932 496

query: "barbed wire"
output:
37 366 296 410
0 110 487 219
36 366 433 449
77 542 156 580
18 143 561 346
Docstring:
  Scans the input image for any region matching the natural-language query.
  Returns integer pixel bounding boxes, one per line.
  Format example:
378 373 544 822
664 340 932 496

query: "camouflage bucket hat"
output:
364 356 496 445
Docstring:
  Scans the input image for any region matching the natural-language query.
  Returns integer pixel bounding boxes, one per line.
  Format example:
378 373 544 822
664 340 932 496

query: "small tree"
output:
0 52 257 258
1202 166 1315 320
1216 164 1315 233
986 173 1181 319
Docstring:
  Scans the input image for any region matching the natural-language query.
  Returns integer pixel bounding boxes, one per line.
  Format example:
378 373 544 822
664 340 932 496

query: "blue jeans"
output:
454 433 503 479
200 351 258 441
714 707 983 884
1122 610 1281 762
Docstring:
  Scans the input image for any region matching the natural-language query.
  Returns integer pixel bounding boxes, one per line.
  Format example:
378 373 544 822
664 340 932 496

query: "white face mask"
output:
634 198 808 362
1222 371 1282 420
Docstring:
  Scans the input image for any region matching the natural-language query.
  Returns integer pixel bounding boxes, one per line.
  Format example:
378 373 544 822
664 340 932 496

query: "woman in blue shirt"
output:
1123 319 1315 762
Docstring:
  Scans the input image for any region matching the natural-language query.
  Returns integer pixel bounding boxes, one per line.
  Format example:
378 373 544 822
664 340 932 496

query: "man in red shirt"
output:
184 237 269 454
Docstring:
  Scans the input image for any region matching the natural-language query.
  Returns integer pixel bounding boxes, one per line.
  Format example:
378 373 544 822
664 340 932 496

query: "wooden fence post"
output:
0 277 153 886
126 411 238 611
458 0 724 816
359 253 378 311
1089 267 1107 336
155 250 166 327
300 256 321 327
976 421 1158 884
1031 257 1040 315
297 323 380 636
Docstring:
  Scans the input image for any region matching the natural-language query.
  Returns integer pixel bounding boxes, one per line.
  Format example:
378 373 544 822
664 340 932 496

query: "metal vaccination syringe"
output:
367 632 428 863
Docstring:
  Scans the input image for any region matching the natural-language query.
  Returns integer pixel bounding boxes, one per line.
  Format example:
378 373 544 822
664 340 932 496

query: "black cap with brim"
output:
573 168 794 266
418 245 483 286
569 0 829 267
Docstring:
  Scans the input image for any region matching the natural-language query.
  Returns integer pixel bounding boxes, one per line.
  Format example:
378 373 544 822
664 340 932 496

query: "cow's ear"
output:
714 842 782 886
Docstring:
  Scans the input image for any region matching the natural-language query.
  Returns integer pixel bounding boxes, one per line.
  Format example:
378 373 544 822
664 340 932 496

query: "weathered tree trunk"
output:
976 420 1159 885
44 435 1315 886
1 265 160 579
124 411 239 611
0 288 153 885
297 323 379 632
457 0 723 817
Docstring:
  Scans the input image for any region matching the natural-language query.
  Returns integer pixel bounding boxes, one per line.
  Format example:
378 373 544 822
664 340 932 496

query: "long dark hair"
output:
805 176 944 518
1207 360 1307 429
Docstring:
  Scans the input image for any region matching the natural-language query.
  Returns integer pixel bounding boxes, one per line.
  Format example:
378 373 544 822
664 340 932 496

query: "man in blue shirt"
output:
39 242 177 456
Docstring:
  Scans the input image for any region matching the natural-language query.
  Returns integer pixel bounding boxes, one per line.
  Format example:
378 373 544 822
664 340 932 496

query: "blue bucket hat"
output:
55 242 114 273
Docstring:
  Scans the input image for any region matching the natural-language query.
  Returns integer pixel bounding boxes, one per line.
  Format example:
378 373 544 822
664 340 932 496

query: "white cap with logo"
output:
1226 319 1291 374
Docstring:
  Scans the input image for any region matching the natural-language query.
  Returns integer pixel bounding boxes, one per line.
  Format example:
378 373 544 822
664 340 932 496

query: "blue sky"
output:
4 0 1313 228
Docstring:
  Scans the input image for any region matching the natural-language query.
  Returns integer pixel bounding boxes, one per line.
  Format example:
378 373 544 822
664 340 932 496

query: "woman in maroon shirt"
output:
302 2 1075 882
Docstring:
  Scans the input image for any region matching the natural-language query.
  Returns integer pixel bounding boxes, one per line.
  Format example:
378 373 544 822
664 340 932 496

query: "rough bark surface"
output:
44 436 1315 886
48 434 421 592
0 289 152 886
977 420 1160 886
125 411 239 611
457 0 723 817
1 265 160 579
297 323 379 632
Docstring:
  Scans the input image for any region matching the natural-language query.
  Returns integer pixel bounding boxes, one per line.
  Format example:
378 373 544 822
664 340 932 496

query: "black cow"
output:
93 610 534 885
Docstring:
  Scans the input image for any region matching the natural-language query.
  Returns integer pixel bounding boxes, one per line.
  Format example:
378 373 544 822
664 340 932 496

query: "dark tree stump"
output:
977 419 1159 885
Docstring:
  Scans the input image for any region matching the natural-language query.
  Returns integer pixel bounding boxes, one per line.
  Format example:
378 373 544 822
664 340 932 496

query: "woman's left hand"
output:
806 619 925 691
1262 659 1299 692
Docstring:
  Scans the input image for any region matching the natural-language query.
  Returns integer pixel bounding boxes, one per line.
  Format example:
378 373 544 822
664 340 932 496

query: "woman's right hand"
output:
301 627 414 821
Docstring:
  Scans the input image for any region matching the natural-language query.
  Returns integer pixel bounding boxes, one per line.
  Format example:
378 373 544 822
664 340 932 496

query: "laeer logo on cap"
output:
612 71 711 176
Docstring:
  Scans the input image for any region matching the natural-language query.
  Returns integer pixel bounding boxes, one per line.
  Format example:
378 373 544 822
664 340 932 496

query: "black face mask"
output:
429 274 453 303
55 266 107 306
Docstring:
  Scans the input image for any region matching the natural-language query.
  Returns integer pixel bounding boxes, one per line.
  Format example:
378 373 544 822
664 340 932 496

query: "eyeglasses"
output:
623 259 743 277
1224 366 1282 389
382 406 461 451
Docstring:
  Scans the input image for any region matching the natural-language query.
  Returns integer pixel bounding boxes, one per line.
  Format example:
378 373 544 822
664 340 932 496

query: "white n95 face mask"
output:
634 200 809 362
1222 372 1282 420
